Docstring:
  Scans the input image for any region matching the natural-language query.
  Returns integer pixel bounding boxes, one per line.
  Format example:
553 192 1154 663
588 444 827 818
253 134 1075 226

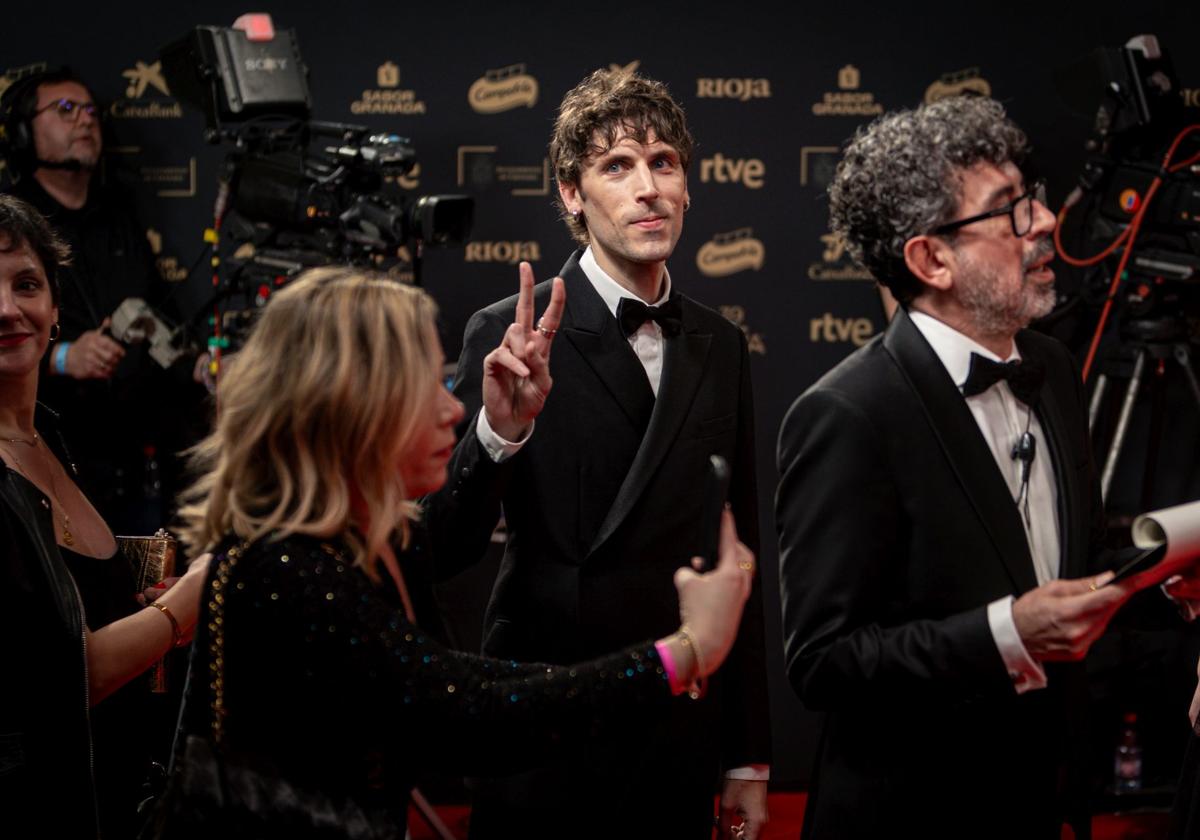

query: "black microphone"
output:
34 158 87 172
1011 431 1037 517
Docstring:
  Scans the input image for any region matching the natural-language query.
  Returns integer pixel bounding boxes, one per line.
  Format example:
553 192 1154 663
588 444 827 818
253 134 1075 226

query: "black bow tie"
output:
616 294 683 338
961 353 1045 405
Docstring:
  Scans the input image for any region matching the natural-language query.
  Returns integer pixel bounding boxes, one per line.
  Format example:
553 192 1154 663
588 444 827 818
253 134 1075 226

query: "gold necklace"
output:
0 434 76 547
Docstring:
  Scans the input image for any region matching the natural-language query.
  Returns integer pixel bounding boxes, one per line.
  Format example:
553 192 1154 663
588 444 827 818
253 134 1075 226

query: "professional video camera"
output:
1054 34 1200 503
159 16 473 352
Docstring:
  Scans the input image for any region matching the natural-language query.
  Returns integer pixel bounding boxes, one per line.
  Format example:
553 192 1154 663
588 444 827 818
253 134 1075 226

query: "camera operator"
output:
1 65 203 534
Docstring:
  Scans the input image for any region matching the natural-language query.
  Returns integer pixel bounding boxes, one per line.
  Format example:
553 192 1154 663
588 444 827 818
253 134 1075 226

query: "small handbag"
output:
117 528 177 693
144 540 405 840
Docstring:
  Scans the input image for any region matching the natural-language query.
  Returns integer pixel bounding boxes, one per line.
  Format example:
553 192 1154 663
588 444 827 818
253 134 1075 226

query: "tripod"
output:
1088 315 1200 505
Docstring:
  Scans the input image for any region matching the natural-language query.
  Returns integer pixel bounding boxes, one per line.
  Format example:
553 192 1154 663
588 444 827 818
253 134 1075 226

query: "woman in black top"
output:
160 265 755 836
0 194 210 838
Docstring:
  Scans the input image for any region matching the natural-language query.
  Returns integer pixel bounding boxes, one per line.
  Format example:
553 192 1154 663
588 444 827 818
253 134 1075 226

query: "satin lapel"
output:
1018 333 1081 579
884 309 1038 593
558 253 656 433
588 300 713 556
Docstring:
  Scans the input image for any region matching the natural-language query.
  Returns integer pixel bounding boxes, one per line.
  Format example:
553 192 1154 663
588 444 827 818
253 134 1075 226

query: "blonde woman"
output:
154 265 755 836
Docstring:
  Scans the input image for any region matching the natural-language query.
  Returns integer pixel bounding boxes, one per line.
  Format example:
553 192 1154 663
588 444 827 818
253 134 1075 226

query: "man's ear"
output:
558 179 581 215
903 234 955 293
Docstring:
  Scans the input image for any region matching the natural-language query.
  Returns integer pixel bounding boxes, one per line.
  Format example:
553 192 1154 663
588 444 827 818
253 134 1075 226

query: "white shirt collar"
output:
908 309 1022 389
578 246 672 319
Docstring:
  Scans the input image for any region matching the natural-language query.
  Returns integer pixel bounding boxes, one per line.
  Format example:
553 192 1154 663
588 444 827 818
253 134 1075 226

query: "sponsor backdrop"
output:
5 0 1200 786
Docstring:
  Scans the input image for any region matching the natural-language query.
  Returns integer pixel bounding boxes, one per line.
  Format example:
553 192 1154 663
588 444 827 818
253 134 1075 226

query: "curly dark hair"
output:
827 96 1028 304
549 68 693 246
0 193 70 305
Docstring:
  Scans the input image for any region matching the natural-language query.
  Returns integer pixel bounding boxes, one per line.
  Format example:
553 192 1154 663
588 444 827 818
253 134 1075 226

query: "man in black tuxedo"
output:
776 96 1136 839
429 68 770 838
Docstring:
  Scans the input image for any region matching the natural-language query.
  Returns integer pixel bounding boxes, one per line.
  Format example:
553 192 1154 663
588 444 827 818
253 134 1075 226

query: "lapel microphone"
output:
1011 426 1036 522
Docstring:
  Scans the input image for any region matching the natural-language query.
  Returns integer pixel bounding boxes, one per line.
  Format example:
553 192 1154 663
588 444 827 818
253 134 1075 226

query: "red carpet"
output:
408 793 1173 839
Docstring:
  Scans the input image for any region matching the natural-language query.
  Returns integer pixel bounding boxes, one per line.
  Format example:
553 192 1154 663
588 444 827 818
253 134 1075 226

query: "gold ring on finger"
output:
738 560 754 572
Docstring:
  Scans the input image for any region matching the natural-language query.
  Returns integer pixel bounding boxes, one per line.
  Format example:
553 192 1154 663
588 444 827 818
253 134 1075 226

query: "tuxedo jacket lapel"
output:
558 256 656 434
588 300 713 557
884 309 1039 593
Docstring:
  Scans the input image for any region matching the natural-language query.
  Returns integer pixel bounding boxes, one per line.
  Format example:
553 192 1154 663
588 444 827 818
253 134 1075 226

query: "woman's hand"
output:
672 510 755 678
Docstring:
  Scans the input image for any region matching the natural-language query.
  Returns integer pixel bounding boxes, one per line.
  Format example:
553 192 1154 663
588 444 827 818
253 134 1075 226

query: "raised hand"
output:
481 261 565 441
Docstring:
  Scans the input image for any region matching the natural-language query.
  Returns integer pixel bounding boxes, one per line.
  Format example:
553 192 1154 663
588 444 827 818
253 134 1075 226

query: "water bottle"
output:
1113 712 1143 792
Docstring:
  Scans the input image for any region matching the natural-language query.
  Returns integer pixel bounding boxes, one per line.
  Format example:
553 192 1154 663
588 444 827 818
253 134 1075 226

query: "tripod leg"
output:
1101 349 1147 504
1175 344 1200 412
1089 373 1109 433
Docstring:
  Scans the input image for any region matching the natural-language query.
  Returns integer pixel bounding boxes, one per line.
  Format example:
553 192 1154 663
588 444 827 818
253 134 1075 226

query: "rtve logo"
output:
809 312 874 346
698 153 764 189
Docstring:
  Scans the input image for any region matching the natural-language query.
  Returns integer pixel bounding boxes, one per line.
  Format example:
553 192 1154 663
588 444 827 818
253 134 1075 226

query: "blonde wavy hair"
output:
178 266 440 579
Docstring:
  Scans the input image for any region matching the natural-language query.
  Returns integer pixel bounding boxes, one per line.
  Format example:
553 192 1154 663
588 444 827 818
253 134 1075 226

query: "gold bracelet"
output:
677 625 708 700
150 602 183 648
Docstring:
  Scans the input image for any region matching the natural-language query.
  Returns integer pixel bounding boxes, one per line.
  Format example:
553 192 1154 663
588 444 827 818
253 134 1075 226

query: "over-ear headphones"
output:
0 65 78 177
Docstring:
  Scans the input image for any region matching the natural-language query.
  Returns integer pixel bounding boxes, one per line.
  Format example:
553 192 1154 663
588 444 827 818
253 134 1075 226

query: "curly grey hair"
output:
827 96 1028 304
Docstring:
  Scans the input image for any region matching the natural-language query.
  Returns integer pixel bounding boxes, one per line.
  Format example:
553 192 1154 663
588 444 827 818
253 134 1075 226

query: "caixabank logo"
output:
110 60 182 119
925 67 991 104
350 62 427 116
808 232 872 281
468 64 538 114
811 65 882 117
696 228 765 277
717 305 766 355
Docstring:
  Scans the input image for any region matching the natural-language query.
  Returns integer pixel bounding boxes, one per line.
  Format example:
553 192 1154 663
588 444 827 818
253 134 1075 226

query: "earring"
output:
49 322 61 342
571 209 582 221
684 200 691 212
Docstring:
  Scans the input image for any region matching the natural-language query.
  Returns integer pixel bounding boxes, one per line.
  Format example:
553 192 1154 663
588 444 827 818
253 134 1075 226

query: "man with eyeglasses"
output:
0 69 196 533
775 96 1139 839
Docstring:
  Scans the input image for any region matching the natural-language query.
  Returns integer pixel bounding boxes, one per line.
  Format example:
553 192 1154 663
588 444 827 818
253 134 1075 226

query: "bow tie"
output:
616 295 683 338
961 353 1045 406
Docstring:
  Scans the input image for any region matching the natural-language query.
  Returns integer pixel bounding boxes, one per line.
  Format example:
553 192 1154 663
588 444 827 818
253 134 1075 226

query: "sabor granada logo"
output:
111 60 181 119
351 62 427 115
468 64 538 114
924 67 991 104
464 240 542 264
811 65 882 117
695 77 771 100
696 228 765 277
808 233 872 281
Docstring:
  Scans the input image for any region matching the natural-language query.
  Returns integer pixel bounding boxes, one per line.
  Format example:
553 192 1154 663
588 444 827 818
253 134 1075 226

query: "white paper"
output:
1126 499 1200 589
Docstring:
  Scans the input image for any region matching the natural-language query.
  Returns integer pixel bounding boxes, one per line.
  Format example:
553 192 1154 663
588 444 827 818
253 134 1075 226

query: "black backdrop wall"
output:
5 0 1200 786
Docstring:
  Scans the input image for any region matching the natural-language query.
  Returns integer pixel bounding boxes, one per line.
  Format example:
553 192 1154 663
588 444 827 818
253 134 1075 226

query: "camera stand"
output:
1088 316 1200 504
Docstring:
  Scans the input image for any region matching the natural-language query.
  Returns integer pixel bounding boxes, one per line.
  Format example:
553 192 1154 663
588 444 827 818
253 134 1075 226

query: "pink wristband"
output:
655 639 687 695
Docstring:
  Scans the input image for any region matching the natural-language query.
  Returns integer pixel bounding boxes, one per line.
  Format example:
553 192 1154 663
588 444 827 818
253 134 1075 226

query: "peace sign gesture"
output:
481 261 566 441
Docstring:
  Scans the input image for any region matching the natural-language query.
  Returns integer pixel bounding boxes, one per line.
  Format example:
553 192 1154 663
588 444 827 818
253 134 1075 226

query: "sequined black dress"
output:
171 532 675 830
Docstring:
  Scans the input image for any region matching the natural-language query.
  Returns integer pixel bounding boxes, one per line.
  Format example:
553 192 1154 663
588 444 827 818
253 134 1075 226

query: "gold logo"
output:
718 305 766 355
696 228 765 277
109 146 196 196
468 64 539 114
377 62 400 88
812 66 882 117
386 162 420 191
699 153 765 189
800 146 840 188
457 145 550 197
464 241 542 264
808 232 873 282
352 61 426 115
609 60 640 75
809 312 875 346
924 67 991 104
111 60 181 119
695 77 771 100
146 228 188 282
1183 88 1200 108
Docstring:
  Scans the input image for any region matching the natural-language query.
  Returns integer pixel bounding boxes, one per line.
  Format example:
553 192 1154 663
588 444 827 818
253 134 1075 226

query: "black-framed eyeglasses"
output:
33 98 98 122
931 179 1047 238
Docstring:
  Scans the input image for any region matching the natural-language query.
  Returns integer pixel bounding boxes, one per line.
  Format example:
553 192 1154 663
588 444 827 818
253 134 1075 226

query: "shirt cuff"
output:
1161 583 1200 622
475 410 533 463
725 765 770 781
987 595 1047 694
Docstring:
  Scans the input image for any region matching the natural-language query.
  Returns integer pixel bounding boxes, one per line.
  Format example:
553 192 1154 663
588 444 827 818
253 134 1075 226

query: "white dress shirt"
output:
476 247 769 781
909 311 1058 693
